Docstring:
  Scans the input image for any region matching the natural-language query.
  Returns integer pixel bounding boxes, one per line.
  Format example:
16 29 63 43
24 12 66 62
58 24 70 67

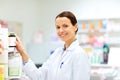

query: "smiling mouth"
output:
60 33 66 37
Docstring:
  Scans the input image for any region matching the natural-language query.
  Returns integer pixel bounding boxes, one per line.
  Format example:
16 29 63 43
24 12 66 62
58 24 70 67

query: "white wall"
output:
0 0 120 63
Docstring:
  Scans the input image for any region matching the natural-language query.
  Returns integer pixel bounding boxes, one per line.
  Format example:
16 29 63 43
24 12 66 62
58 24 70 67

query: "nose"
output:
59 28 64 32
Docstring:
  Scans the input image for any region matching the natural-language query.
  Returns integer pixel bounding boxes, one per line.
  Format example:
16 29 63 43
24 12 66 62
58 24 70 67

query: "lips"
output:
60 34 65 37
59 33 68 40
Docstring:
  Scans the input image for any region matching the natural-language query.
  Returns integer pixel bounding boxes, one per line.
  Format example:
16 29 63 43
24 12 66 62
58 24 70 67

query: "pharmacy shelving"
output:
0 28 9 80
77 19 120 80
77 18 120 66
0 25 22 80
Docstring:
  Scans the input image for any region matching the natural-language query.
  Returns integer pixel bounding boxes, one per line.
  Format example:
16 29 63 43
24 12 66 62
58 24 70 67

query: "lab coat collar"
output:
62 39 79 51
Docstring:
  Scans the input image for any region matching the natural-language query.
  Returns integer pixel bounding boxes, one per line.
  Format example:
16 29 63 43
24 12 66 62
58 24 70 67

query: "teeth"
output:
61 34 65 37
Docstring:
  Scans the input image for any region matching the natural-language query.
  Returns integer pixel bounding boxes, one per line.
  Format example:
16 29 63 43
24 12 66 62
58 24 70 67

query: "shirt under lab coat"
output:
23 39 90 80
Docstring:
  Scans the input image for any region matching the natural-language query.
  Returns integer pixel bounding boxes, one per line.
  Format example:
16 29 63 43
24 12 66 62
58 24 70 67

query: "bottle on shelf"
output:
102 43 110 64
8 47 22 79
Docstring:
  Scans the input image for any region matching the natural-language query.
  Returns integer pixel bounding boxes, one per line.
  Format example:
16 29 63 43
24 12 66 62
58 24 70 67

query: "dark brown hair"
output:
55 11 78 34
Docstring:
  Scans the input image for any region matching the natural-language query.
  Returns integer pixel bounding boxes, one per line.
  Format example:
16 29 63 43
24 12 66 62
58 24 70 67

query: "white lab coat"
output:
23 39 90 80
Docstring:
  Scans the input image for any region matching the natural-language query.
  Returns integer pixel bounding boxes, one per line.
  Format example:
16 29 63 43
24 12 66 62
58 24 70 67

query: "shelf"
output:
78 30 106 34
8 76 21 79
91 64 112 68
78 29 106 34
0 63 8 65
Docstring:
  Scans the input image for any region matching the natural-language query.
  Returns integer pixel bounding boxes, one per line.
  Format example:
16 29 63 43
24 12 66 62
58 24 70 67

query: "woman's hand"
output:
15 36 29 62
15 36 26 54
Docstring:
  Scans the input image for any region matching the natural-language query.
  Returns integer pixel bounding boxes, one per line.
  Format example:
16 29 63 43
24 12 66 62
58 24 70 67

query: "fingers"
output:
15 36 21 42
15 36 24 53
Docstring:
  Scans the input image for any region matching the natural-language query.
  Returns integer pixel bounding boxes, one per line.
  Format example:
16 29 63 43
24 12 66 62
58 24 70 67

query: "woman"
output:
16 11 90 80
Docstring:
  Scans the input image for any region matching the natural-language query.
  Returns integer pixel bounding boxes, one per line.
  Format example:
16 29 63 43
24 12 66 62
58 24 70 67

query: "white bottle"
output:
8 32 16 47
8 48 22 79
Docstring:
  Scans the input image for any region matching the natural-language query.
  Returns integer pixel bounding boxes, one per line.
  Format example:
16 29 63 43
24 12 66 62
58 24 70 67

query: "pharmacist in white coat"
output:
16 11 90 80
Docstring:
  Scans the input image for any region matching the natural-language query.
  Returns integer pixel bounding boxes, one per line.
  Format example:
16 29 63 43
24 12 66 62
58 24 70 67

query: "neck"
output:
64 38 76 50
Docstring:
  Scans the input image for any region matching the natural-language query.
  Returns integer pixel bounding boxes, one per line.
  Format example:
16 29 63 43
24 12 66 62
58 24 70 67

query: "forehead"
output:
55 17 71 25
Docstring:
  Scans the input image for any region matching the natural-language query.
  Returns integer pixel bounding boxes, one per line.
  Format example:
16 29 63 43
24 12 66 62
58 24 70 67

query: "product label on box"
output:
8 67 19 76
8 53 22 77
0 65 4 80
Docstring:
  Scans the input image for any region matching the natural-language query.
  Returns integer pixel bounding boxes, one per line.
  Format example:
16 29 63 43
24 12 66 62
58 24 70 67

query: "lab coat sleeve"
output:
22 48 60 80
23 59 48 80
72 50 91 80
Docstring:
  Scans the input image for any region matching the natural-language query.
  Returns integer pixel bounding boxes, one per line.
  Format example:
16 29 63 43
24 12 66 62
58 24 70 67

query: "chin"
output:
62 39 68 42
60 38 66 42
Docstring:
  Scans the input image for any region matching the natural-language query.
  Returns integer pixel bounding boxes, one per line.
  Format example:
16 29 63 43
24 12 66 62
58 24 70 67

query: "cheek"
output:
68 28 75 33
56 30 59 36
73 26 77 31
72 27 77 33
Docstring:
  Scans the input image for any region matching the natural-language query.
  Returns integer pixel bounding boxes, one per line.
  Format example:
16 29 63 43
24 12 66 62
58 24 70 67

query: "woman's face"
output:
55 17 77 42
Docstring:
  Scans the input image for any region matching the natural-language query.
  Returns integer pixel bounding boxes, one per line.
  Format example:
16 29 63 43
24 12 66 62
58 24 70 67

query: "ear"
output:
74 24 78 31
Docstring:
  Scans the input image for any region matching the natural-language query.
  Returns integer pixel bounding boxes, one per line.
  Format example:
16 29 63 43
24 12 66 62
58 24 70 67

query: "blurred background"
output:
0 0 120 80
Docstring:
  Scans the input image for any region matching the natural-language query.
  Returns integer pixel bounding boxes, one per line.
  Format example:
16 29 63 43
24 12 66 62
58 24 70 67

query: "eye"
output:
56 26 60 29
63 24 68 28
